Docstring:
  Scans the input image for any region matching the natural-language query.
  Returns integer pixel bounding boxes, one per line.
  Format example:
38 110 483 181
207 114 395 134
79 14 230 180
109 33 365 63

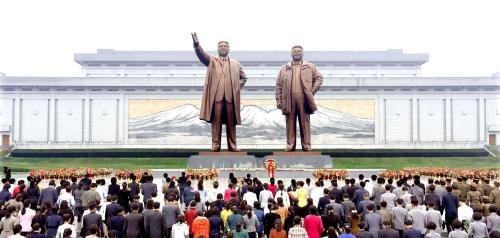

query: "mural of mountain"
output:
128 104 374 143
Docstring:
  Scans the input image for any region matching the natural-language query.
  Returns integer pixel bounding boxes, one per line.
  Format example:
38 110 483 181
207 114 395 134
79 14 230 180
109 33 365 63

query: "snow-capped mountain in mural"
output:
128 104 374 141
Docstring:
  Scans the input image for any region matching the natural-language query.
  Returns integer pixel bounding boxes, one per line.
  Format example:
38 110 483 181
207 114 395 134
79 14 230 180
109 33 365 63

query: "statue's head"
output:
291 45 304 61
217 41 230 57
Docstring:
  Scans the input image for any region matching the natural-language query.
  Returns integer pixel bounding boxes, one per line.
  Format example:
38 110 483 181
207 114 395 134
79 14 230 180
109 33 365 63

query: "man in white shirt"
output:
207 181 224 203
457 198 473 224
57 186 76 209
401 187 413 208
259 183 274 209
310 181 324 207
56 214 76 238
95 179 108 203
243 185 258 208
381 184 396 209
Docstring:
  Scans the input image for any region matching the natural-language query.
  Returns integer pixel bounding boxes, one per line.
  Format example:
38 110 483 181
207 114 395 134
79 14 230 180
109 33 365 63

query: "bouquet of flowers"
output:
312 169 349 180
114 169 152 181
29 168 113 180
264 159 277 178
185 169 219 180
379 167 499 179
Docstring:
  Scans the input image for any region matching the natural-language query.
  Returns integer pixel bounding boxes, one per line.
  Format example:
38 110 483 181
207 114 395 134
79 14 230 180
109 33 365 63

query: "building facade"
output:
0 49 498 149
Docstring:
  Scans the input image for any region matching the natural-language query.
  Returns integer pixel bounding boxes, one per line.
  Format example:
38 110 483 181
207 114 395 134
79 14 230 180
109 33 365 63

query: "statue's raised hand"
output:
191 32 199 48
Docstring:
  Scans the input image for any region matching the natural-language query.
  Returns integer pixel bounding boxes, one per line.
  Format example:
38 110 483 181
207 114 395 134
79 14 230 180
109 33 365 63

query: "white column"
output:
374 94 380 144
477 98 482 142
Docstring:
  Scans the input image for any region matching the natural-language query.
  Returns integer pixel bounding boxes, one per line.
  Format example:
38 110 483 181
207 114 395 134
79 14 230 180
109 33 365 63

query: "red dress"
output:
304 214 324 238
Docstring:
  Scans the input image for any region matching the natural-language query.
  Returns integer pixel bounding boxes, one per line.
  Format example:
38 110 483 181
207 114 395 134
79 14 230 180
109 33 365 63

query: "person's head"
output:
111 177 117 185
452 219 462 229
309 205 318 215
63 214 72 223
459 197 466 205
213 181 219 189
90 183 97 189
49 180 56 187
274 219 282 231
344 225 352 234
472 212 482 221
293 215 301 225
489 205 497 214
89 224 99 235
426 221 437 231
117 206 124 215
231 206 238 213
89 202 97 211
360 181 366 188
427 201 435 209
366 203 375 212
177 215 185 223
291 45 304 61
253 201 261 210
32 223 41 232
404 219 413 228
343 194 350 201
217 41 230 57
131 202 140 212
396 198 404 206
108 230 118 238
383 220 391 228
358 222 365 230
380 201 387 208
11 224 21 235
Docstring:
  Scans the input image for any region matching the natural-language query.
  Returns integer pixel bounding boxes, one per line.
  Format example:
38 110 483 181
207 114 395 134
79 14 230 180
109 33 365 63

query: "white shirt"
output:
365 181 375 196
152 196 164 211
310 187 324 207
207 187 224 203
171 222 189 238
95 185 107 202
458 204 473 222
274 190 290 207
57 193 75 208
381 192 396 209
243 192 258 208
259 190 273 209
56 223 76 238
8 235 25 238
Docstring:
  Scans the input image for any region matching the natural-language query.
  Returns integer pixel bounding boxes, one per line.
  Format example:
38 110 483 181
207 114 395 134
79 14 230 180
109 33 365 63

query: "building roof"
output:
74 49 429 66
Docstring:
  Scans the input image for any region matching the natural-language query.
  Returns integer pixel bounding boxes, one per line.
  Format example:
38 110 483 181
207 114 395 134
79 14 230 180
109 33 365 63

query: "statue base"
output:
188 151 257 168
260 151 332 168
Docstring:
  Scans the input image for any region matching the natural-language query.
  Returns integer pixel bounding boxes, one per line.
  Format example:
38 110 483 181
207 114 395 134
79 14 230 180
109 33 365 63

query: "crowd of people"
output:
0 171 499 238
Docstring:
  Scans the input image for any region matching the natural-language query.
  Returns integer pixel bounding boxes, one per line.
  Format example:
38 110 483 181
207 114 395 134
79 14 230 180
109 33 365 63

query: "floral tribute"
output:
185 169 219 180
312 169 349 180
379 167 499 179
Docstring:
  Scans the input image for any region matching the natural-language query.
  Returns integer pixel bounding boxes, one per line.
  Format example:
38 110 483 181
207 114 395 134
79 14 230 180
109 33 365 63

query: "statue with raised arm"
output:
275 45 323 151
191 32 247 152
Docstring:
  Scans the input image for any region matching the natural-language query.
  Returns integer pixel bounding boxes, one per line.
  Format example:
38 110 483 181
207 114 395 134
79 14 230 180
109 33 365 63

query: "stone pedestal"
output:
188 151 257 168
260 151 332 168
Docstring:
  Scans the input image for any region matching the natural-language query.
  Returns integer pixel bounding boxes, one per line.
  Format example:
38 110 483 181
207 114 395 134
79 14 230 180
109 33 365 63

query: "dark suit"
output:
81 212 104 237
402 228 421 238
353 188 369 207
108 184 121 196
331 188 344 204
141 182 157 203
378 228 400 238
105 202 121 224
124 212 144 238
442 192 458 232
356 230 374 238
38 186 58 206
145 210 165 238
109 215 125 238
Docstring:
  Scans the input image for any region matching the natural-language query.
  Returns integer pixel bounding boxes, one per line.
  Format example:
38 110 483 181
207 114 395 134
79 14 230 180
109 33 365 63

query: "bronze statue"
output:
275 45 323 151
191 32 247 152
